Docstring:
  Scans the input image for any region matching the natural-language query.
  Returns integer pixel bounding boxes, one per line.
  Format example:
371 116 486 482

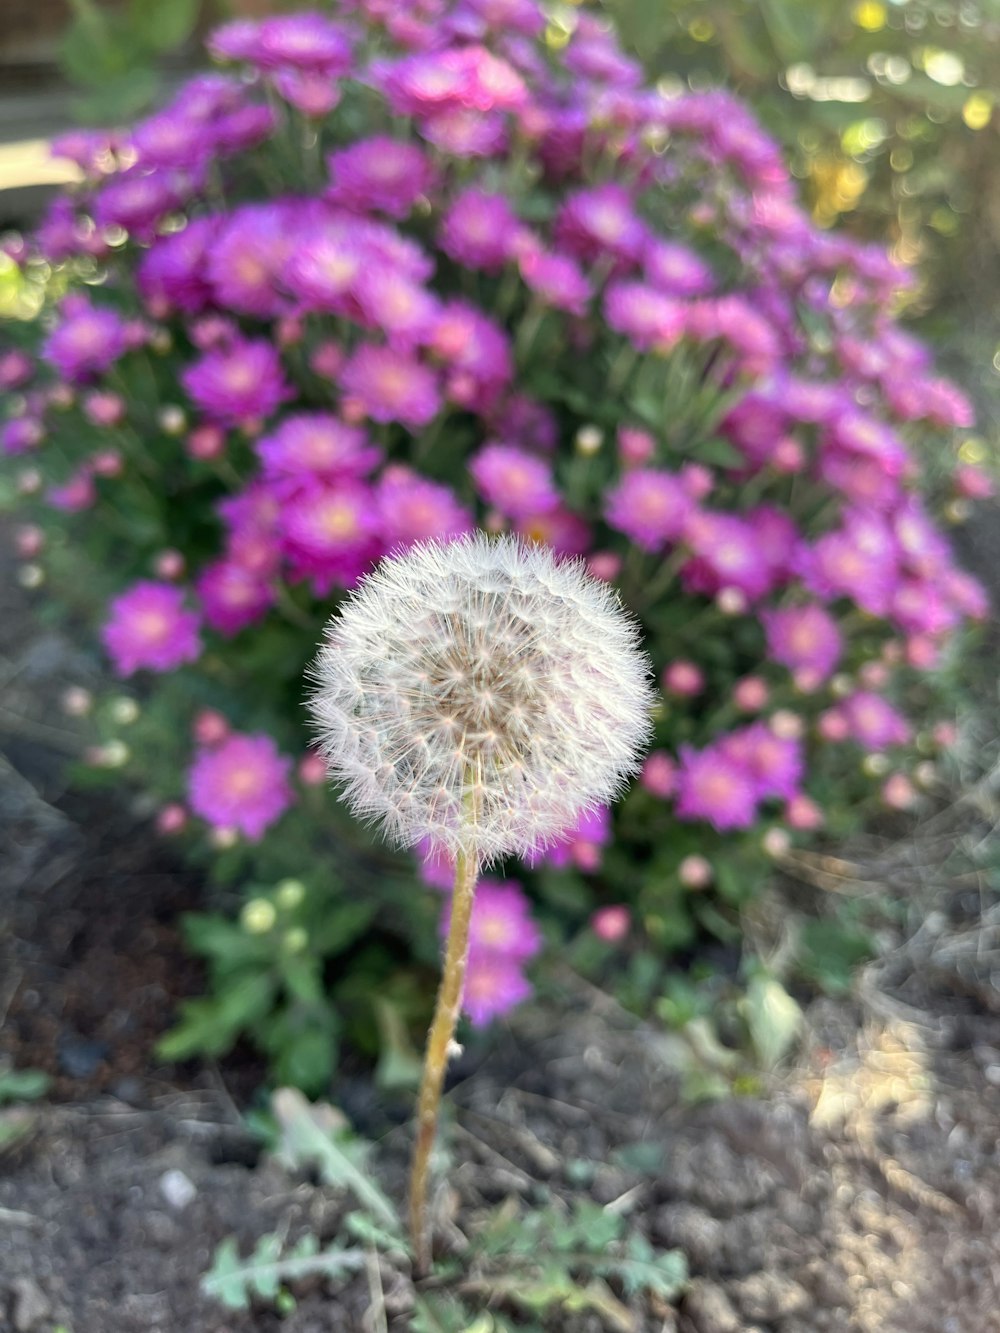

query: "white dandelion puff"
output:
307 533 654 865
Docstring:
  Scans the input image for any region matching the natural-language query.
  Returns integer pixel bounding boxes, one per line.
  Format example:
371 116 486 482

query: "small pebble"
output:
159 1168 197 1211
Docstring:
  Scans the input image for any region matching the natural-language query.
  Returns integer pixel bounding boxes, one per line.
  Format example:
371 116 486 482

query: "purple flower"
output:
284 226 365 315
441 879 542 962
0 349 33 391
254 13 353 72
605 281 686 352
376 466 473 549
43 299 128 383
197 560 274 635
763 604 842 682
339 344 440 429
721 724 803 801
684 513 775 601
420 106 508 157
439 188 518 271
327 137 437 218
182 338 291 427
208 201 316 317
643 238 714 296
101 581 202 676
281 480 381 591
377 46 527 117
556 184 646 265
519 250 591 316
429 302 513 410
675 743 758 831
470 443 559 518
93 167 191 239
354 267 440 346
138 217 219 315
1 416 43 455
605 468 691 552
840 692 911 749
256 414 381 482
187 731 293 841
515 506 592 558
462 951 532 1027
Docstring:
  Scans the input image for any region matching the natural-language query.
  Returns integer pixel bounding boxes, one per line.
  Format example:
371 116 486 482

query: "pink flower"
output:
519 250 591 316
43 299 128 383
439 189 518 271
354 267 440 346
591 905 630 942
662 661 704 698
197 560 274 635
101 581 202 676
376 466 473 549
327 135 437 217
605 468 691 552
442 880 542 962
678 854 713 889
763 603 842 682
256 414 381 481
684 513 774 601
675 743 757 830
557 184 646 265
734 677 769 712
605 281 685 352
643 238 713 295
188 731 293 841
470 443 559 518
462 952 532 1027
339 344 440 429
640 750 676 797
182 338 290 427
841 692 910 749
722 723 803 801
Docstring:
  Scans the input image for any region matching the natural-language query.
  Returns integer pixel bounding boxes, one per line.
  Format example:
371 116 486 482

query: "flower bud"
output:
276 879 306 910
679 854 712 889
241 899 276 934
591 905 630 942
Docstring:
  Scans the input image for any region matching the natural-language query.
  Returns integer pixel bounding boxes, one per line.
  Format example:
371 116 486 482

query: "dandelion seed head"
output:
308 533 653 864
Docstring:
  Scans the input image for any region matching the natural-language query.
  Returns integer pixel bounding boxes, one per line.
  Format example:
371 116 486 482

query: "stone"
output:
11 1277 50 1332
728 1271 811 1321
159 1168 197 1211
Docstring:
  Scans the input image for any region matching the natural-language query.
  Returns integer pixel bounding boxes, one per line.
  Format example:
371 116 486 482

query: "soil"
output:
3 530 1000 1333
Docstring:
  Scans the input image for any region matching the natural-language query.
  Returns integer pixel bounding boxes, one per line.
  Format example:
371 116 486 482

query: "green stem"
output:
408 831 479 1274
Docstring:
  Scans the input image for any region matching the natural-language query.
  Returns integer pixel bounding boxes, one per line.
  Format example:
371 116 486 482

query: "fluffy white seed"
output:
307 533 654 864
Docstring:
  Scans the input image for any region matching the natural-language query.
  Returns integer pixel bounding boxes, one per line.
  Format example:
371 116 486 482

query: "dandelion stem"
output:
408 826 478 1274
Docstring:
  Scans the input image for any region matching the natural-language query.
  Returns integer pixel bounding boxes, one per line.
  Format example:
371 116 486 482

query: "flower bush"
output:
1 1 991 1091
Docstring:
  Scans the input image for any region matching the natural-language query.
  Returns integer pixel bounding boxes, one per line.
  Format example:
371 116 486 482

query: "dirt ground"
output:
3 525 1000 1333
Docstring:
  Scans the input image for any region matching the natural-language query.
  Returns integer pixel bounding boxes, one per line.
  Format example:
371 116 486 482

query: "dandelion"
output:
308 532 651 1270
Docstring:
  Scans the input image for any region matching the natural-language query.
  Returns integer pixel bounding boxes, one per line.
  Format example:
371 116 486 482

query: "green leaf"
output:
741 973 802 1069
0 1068 51 1105
129 0 199 52
311 900 378 956
157 972 276 1061
271 1087 400 1232
201 1231 362 1311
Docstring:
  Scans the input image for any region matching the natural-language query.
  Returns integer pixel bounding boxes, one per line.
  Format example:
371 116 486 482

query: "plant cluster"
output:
0 0 991 1087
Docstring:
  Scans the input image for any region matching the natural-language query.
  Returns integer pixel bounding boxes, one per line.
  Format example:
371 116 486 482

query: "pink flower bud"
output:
859 661 889 689
640 750 676 798
158 405 186 436
785 794 824 830
310 340 344 379
792 668 822 694
156 803 188 835
818 709 848 742
187 424 226 461
679 854 713 889
17 468 42 495
680 462 713 499
14 524 44 558
193 709 229 746
882 773 917 810
189 315 234 349
90 449 123 477
82 390 125 427
955 465 994 500
771 436 805 473
572 841 602 873
276 316 304 348
932 720 957 748
154 549 185 580
298 751 327 786
905 636 941 670
591 904 630 942
734 676 768 712
662 660 704 697
587 551 622 582
618 427 655 467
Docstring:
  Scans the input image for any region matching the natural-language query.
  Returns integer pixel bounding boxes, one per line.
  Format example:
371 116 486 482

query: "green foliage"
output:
201 1232 365 1311
0 1067 51 1105
605 0 1000 314
60 0 204 123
